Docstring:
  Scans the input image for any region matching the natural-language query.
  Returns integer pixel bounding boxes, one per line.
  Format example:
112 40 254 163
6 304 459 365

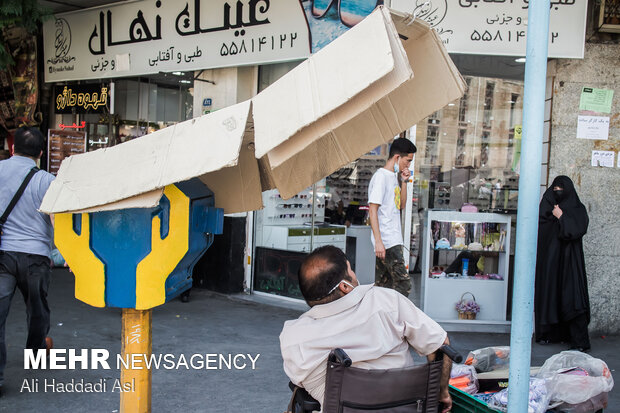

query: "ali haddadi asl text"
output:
21 378 134 393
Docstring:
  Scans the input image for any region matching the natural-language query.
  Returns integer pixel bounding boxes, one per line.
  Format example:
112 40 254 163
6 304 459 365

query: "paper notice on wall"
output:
577 116 609 140
591 151 614 168
579 88 614 114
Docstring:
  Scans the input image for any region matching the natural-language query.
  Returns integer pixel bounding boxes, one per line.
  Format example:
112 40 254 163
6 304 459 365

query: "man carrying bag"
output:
0 127 55 397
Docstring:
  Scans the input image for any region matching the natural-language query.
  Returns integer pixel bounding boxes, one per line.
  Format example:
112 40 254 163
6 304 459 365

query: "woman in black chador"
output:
535 175 591 351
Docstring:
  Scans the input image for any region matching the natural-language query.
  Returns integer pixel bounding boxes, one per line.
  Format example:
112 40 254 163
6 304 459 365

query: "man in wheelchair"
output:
280 246 452 412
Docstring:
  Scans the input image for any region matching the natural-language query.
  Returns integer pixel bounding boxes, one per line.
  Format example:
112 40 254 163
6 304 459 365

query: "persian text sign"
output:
54 84 109 113
47 130 87 175
43 0 311 82
391 0 587 58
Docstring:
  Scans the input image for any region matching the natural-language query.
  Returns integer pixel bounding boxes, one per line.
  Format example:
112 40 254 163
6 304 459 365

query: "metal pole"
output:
508 1 550 412
120 308 152 413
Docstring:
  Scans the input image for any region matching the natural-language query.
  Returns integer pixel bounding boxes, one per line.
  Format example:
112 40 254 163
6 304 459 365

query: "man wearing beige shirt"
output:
279 246 452 412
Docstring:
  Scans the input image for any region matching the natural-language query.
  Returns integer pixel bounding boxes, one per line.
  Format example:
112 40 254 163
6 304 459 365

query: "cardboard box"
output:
40 7 465 215
253 7 466 199
477 367 541 392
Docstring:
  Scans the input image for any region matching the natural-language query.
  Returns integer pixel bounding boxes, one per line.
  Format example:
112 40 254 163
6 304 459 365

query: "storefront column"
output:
508 1 550 412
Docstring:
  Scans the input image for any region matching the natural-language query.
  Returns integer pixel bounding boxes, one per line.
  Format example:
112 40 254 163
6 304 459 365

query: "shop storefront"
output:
246 0 589 334
41 0 591 332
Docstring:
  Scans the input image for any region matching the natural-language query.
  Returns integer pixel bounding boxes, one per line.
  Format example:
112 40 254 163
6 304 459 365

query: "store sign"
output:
43 0 311 82
54 84 109 113
47 129 87 175
391 0 587 58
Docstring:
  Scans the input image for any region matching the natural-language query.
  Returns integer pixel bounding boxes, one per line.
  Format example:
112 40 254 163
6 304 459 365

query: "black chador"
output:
535 175 591 351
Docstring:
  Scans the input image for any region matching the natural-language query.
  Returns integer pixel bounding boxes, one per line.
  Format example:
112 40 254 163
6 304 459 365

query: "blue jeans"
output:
0 251 51 387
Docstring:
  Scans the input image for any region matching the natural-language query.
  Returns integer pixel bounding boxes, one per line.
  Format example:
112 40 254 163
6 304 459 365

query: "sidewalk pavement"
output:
1 269 617 412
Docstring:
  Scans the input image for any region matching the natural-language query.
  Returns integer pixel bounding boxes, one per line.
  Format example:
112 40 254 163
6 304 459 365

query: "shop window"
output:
483 81 495 127
413 75 523 215
253 62 391 300
455 128 467 167
67 74 194 152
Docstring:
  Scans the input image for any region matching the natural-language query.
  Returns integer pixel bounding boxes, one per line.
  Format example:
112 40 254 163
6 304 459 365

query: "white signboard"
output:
391 0 587 58
591 151 614 168
577 115 610 140
43 0 311 82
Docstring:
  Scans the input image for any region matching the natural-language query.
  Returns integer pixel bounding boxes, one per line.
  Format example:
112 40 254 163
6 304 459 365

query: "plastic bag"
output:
487 377 550 413
51 248 66 267
536 351 614 406
449 364 478 394
552 391 608 413
465 346 510 373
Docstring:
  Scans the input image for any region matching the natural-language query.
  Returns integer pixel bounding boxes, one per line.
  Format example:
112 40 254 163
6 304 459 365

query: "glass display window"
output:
252 144 393 300
413 75 524 214
69 74 194 152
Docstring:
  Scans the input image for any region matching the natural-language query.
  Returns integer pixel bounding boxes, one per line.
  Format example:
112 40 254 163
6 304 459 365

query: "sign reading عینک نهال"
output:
54 84 109 113
390 0 588 59
42 0 311 83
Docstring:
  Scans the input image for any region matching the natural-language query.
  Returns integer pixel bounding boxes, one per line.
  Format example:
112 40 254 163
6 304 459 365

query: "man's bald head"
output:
299 246 351 306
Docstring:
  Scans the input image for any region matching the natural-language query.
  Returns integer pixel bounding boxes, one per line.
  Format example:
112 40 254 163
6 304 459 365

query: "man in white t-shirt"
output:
367 138 416 297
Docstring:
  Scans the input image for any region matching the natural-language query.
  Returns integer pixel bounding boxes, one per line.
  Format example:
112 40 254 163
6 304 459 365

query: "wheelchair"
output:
287 345 462 413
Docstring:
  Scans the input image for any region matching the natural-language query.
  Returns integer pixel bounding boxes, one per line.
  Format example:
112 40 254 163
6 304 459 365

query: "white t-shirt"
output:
368 167 403 249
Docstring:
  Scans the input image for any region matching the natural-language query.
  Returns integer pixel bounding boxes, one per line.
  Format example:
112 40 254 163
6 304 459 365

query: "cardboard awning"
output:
40 7 465 215
253 7 466 199
40 100 263 214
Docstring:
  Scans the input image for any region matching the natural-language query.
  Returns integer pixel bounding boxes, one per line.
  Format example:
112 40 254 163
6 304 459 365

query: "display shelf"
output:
432 248 505 255
422 211 511 332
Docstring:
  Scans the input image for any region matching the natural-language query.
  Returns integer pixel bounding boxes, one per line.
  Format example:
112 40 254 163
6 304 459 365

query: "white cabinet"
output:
422 211 511 332
262 226 346 252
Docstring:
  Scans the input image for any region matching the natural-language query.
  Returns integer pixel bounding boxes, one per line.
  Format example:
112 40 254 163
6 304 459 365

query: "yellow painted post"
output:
120 308 152 413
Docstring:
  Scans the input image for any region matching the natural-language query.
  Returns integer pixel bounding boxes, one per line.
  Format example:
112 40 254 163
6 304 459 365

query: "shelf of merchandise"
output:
422 211 512 333
259 183 346 253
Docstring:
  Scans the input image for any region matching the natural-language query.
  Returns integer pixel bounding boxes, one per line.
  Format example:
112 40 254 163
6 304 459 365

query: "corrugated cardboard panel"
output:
252 8 405 160
263 7 466 199
40 100 260 214
68 189 164 214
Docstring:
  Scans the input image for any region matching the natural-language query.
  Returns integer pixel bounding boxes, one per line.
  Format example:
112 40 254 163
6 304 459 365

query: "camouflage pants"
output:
375 245 411 297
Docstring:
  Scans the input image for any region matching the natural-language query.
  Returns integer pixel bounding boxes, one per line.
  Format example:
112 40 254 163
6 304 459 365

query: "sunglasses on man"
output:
311 0 384 27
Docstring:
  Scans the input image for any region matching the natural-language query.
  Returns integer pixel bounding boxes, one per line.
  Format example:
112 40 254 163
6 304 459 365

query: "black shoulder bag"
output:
0 166 39 246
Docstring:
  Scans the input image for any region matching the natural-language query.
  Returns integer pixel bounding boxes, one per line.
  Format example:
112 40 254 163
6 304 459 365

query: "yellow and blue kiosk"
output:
54 178 223 412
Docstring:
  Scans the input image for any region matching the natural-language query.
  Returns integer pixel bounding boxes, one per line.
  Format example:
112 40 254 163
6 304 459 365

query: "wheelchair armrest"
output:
328 348 352 367
289 382 321 412
436 345 463 363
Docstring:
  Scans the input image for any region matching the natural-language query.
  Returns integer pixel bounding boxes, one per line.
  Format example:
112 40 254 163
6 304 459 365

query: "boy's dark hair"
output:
388 138 417 159
14 127 45 158
298 245 351 306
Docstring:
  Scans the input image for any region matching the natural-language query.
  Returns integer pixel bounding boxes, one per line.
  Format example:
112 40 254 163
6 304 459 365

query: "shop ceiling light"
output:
515 57 526 63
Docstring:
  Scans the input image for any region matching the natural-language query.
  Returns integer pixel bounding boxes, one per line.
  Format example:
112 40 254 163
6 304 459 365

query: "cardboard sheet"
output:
41 7 465 214
253 7 466 199
40 100 263 214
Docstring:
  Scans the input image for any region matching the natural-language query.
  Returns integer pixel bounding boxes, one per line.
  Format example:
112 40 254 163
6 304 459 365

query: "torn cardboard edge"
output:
40 100 255 214
252 8 399 159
